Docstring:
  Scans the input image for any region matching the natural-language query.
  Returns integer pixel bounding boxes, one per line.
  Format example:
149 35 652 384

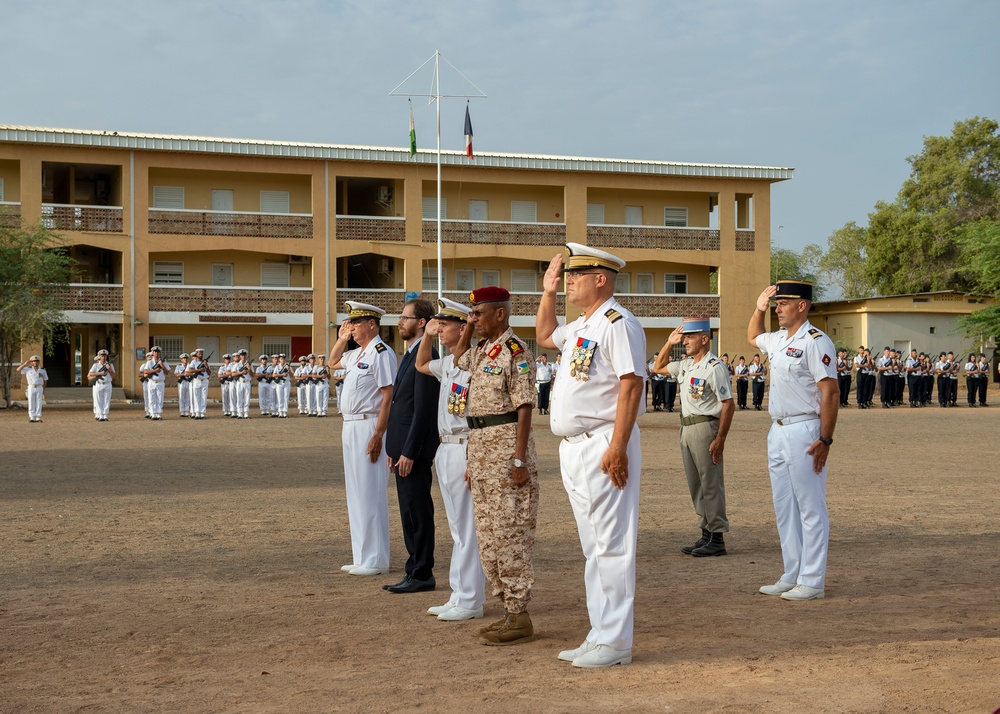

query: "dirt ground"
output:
2 396 999 714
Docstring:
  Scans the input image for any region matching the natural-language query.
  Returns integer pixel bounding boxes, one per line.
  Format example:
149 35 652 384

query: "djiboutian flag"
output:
464 104 474 160
409 101 417 158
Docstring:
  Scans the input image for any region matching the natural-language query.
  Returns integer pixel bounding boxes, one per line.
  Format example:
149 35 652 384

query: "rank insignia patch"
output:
786 347 803 358
822 354 832 366
374 343 386 353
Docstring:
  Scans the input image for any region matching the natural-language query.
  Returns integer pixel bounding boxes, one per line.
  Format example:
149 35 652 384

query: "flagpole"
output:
390 51 486 301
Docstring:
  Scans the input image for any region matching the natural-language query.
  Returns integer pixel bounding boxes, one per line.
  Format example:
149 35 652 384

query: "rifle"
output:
88 363 108 387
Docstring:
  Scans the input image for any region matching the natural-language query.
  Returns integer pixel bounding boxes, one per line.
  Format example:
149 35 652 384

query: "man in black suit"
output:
384 297 440 594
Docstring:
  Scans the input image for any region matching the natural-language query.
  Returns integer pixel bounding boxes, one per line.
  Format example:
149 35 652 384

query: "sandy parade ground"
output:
2 393 999 714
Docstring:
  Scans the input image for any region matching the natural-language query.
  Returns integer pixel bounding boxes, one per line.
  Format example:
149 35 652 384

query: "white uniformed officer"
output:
141 347 169 420
313 354 330 416
654 317 735 558
273 354 290 417
748 280 838 601
139 350 152 417
415 297 487 621
256 355 272 416
174 353 191 417
218 354 233 416
294 356 310 415
329 301 397 576
17 355 48 422
232 350 252 418
186 347 211 419
537 243 646 669
88 349 115 421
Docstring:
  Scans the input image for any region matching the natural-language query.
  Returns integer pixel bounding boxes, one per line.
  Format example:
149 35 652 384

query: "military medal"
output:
571 337 596 381
689 377 706 399
448 382 468 415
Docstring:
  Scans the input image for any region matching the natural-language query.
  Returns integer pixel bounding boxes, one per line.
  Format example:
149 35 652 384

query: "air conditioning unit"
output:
379 258 394 274
288 255 312 265
377 185 392 203
537 261 549 275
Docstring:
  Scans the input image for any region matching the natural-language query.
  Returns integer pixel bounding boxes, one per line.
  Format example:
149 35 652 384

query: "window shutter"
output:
615 272 630 293
624 206 643 225
422 265 445 291
0 177 4 202
153 261 184 285
511 201 537 222
262 337 292 356
153 186 184 209
510 270 537 292
636 273 653 294
260 191 290 214
261 262 290 287
664 207 688 227
586 203 605 225
153 336 184 361
422 197 446 219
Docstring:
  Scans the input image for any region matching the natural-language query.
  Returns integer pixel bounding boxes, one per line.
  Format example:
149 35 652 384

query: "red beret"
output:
469 286 510 304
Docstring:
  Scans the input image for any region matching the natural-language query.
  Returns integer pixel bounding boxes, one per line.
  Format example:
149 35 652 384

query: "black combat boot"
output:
692 532 727 557
681 529 711 555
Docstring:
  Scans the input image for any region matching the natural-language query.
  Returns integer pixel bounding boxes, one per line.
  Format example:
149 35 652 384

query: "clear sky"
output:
3 0 999 253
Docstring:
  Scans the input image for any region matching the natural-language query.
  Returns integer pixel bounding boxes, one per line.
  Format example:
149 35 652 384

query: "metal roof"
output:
0 124 794 181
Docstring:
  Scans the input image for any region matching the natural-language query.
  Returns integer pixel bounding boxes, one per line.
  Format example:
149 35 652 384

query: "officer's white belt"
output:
773 414 820 426
562 423 614 444
439 434 468 445
343 413 378 422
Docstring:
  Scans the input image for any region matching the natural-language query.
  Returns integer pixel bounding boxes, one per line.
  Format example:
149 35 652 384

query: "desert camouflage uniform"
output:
458 327 538 614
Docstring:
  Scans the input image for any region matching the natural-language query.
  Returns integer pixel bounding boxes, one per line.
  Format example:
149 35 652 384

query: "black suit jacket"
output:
386 340 440 462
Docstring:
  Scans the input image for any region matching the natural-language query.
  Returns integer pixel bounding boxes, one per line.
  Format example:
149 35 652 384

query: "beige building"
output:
1 124 791 397
810 291 997 358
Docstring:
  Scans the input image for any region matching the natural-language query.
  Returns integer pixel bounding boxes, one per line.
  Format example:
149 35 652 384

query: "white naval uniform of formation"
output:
312 362 330 416
142 357 169 418
219 360 233 415
427 353 486 611
90 360 115 419
755 318 837 590
549 297 646 652
20 365 48 421
174 362 191 416
340 336 397 570
188 356 210 418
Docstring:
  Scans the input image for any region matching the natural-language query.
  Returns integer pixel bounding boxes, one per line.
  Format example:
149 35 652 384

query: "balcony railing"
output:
148 208 313 239
335 289 407 314
0 201 21 228
735 229 756 252
336 215 406 242
148 285 314 313
42 204 123 233
614 293 720 318
587 224 721 251
335 289 566 317
423 219 567 246
49 283 124 312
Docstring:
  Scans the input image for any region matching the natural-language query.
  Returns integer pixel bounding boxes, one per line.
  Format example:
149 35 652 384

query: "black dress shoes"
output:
388 576 436 594
382 575 410 591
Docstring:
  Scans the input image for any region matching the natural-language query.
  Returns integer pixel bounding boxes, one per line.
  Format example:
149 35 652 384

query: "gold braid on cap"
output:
564 254 621 272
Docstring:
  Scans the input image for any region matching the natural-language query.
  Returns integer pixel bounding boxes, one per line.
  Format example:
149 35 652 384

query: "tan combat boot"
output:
478 612 535 646
478 615 509 635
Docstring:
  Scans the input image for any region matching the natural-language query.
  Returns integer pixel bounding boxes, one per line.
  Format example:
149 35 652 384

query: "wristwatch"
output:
818 436 833 446
513 458 525 468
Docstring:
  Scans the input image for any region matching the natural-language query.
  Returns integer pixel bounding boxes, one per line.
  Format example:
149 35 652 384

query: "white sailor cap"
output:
144 351 153 358
150 345 162 352
434 297 471 322
298 355 307 362
345 300 386 321
259 354 268 361
307 353 316 359
223 353 231 359
97 349 109 356
193 347 205 353
562 242 626 273
29 355 41 361
179 352 189 359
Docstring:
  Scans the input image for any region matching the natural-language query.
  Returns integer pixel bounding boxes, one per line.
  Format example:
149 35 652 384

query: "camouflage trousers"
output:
467 423 538 614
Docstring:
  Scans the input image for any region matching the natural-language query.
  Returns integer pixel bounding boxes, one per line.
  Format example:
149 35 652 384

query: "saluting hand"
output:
338 321 353 342
542 253 563 294
756 286 777 311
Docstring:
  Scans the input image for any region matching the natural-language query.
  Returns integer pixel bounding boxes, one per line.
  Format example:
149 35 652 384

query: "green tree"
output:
771 245 825 300
955 218 1000 342
0 222 73 407
818 221 876 299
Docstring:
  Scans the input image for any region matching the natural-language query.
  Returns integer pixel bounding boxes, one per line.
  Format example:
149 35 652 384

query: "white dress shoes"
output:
758 580 797 595
438 606 483 621
572 644 632 669
341 564 357 572
780 584 825 601
427 602 455 616
349 566 390 576
558 640 595 662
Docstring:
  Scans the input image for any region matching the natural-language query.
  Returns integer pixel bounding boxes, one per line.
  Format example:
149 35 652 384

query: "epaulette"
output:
807 328 823 340
605 308 623 324
708 358 719 365
506 337 525 357
375 342 387 353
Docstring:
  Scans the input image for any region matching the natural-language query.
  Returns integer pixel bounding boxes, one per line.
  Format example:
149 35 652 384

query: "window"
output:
511 270 537 292
261 262 290 288
468 200 488 221
615 272 630 293
511 200 537 222
0 177 4 201
523 338 538 357
664 273 688 294
624 205 643 225
422 265 446 291
262 337 291 356
260 190 290 214
456 269 475 292
636 273 653 294
481 269 500 287
153 261 184 285
586 203 605 225
422 197 447 219
154 336 184 361
153 186 184 209
664 207 688 227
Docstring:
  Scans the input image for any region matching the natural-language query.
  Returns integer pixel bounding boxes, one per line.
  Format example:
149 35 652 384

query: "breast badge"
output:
689 377 706 399
447 382 469 415
570 338 597 381
785 348 803 358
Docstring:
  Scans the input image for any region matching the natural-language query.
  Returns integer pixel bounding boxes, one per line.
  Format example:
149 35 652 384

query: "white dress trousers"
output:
342 417 390 569
766 418 829 589
559 424 641 651
433 442 486 610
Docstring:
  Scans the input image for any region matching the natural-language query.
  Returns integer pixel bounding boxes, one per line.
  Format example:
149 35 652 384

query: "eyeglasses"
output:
398 315 421 321
565 271 604 281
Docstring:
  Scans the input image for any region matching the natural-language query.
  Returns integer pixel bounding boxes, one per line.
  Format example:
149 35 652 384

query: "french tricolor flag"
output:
464 104 474 160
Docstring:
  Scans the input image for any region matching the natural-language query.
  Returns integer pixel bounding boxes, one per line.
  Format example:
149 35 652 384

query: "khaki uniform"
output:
457 327 538 614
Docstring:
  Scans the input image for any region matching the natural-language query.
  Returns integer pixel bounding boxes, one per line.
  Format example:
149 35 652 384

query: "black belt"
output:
467 412 518 429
